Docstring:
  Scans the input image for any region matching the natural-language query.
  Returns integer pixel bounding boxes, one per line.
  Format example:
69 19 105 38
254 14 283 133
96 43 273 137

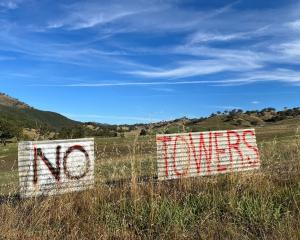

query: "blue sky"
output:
1 0 300 124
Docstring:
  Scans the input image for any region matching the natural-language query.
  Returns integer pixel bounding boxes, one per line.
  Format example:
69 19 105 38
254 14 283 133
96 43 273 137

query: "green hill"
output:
0 93 120 140
0 104 79 130
0 92 299 141
135 108 300 138
0 93 79 130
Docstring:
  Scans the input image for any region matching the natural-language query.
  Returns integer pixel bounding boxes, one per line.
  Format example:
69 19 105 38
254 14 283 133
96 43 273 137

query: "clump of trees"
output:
140 129 147 136
58 126 85 139
264 109 297 122
0 119 22 144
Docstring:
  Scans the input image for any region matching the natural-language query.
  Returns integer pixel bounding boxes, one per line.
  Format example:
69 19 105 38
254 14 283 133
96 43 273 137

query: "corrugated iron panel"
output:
18 138 94 198
156 129 260 180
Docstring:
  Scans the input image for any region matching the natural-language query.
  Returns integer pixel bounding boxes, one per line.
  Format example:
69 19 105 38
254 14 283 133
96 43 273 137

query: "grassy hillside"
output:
0 93 121 139
0 104 79 130
1 92 300 141
145 108 300 135
0 93 79 131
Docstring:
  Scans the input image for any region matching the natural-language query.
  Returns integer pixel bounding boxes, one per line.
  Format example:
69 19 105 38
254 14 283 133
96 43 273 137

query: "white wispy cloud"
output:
127 57 262 79
48 7 143 30
250 69 300 83
127 61 230 78
151 87 175 92
287 19 300 30
1 0 300 90
212 69 300 86
186 26 269 44
276 41 300 57
47 1 167 30
0 22 155 69
46 0 236 33
32 80 214 87
0 0 22 9
30 68 300 88
188 32 247 44
173 45 264 63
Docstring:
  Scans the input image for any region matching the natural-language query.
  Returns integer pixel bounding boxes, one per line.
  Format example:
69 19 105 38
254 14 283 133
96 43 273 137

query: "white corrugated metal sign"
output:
156 129 260 180
18 138 94 198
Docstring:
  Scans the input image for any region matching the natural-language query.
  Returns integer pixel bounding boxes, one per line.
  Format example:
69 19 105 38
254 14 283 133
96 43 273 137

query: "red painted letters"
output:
227 130 244 168
242 130 260 165
214 132 227 172
157 129 260 179
189 132 213 173
156 136 172 177
172 135 191 176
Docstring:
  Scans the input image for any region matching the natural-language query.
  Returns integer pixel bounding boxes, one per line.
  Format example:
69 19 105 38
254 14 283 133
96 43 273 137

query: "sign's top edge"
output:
18 138 94 145
156 128 256 137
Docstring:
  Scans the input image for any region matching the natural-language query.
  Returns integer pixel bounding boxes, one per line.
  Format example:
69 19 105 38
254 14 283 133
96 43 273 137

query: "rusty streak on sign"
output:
18 138 94 198
156 129 260 180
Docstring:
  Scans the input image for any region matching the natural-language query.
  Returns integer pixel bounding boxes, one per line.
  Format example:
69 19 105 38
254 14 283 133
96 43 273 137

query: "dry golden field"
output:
0 123 300 239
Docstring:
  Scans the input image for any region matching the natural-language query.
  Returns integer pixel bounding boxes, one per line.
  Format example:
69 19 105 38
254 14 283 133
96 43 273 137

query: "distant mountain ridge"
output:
0 92 299 141
0 93 79 130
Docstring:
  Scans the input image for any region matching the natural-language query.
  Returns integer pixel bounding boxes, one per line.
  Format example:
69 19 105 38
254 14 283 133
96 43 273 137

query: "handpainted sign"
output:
156 129 260 180
18 138 94 198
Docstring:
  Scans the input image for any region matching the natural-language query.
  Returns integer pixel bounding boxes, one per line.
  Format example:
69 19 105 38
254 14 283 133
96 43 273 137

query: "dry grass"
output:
1 136 300 239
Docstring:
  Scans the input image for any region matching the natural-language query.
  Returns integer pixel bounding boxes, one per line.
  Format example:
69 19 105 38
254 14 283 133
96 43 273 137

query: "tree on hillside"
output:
72 126 85 138
58 126 85 139
140 129 147 136
0 119 22 144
